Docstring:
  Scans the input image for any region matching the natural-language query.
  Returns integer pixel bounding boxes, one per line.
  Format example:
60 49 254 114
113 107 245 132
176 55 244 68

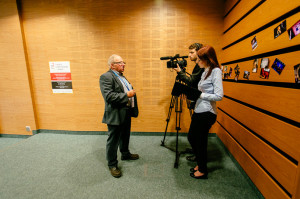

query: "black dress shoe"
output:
110 167 122 178
121 153 139 160
190 172 208 179
186 155 196 162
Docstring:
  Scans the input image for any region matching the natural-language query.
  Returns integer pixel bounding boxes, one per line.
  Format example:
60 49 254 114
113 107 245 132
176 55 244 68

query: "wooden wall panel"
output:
224 0 239 16
222 12 300 63
216 123 290 199
223 82 299 122
219 97 300 160
218 110 297 194
222 0 299 47
0 0 36 135
294 169 300 199
220 1 299 198
223 0 261 32
19 0 224 133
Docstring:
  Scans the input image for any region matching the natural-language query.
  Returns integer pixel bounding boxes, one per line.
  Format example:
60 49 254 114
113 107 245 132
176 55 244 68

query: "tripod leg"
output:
161 93 185 168
174 128 179 168
174 95 183 168
161 96 176 146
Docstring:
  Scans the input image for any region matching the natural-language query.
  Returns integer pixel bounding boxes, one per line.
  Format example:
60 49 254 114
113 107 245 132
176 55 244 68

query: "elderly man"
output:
100 54 139 178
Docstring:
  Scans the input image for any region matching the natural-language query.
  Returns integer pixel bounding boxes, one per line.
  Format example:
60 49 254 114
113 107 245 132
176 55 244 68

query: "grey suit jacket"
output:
100 69 138 125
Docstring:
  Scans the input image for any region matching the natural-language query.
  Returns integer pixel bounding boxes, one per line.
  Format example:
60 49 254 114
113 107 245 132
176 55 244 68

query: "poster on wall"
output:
252 59 259 73
294 64 300 84
260 58 270 79
243 71 250 80
271 58 285 75
229 67 233 77
260 58 269 68
234 64 240 81
288 20 300 40
223 65 228 73
222 65 229 79
49 61 73 93
251 36 258 50
274 20 286 39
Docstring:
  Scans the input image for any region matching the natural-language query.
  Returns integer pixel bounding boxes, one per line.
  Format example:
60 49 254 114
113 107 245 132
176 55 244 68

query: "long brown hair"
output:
197 45 220 80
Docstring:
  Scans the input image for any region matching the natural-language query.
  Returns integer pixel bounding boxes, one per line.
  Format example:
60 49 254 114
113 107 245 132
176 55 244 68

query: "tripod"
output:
161 93 193 168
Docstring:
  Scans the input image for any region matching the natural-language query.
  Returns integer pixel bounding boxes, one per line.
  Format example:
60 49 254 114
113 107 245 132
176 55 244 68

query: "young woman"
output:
188 45 223 179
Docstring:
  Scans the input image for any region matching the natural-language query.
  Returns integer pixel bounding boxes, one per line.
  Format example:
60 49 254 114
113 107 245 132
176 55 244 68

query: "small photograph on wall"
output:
234 64 240 81
271 58 286 75
252 59 259 73
260 58 269 68
243 71 250 80
251 36 258 50
224 73 229 79
288 20 300 40
223 65 228 73
260 68 270 79
229 67 233 77
274 20 286 39
294 64 300 84
260 58 270 79
222 65 228 79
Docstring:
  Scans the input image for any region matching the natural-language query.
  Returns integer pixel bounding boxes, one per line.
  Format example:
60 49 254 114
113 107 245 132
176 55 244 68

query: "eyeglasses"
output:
113 61 126 65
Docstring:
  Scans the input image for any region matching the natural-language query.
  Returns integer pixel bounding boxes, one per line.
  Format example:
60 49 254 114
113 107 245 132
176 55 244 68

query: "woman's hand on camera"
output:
174 64 181 72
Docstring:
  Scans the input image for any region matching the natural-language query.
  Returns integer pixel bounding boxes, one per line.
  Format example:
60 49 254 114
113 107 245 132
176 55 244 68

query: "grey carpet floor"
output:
0 137 26 151
0 134 263 199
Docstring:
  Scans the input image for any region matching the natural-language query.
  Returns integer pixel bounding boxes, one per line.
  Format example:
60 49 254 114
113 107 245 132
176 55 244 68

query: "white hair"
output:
107 54 119 68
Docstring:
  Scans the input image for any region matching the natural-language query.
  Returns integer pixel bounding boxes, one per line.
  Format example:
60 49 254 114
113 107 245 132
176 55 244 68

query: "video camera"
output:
160 54 188 69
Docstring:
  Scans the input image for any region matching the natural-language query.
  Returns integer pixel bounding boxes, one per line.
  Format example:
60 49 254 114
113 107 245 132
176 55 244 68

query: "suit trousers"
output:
188 111 216 173
106 109 131 168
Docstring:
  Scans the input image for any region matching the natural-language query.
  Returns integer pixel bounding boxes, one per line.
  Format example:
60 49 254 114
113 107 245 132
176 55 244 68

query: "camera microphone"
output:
160 56 173 60
160 55 188 60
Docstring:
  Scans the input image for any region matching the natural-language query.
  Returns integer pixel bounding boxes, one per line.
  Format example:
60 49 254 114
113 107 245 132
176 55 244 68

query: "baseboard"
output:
37 129 189 136
0 134 31 138
1 129 217 137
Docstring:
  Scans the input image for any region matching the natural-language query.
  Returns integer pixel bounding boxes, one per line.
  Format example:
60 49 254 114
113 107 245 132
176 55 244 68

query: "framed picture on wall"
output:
224 73 229 79
274 20 286 39
223 65 228 72
260 58 270 79
271 58 285 75
234 64 240 81
294 64 300 84
260 58 269 68
260 68 270 79
288 20 300 40
252 59 258 73
222 65 228 79
229 67 233 77
243 71 250 79
251 36 258 50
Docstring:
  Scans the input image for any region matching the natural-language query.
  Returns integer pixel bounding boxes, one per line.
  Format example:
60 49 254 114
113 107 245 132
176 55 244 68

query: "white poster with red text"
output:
49 61 73 93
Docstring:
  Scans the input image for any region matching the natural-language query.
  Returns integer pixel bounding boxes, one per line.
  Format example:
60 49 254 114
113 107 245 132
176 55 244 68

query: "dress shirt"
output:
194 67 223 114
113 70 134 107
